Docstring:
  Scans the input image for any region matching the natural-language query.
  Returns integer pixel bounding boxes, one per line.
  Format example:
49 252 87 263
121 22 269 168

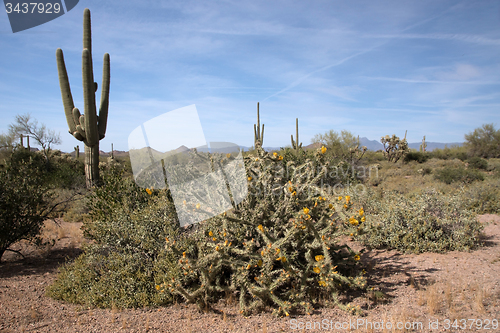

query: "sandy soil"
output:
0 216 499 333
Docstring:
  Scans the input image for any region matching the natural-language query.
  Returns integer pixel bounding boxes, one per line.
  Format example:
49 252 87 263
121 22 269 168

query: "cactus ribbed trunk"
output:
85 144 99 187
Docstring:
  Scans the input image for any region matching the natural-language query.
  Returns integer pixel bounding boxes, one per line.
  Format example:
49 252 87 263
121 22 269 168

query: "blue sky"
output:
1 0 500 152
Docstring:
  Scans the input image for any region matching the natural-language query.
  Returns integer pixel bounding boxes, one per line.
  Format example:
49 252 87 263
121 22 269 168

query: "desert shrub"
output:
429 145 468 161
157 146 367 317
467 156 488 170
434 166 484 184
48 187 182 307
48 155 86 189
0 149 57 262
47 243 178 308
460 180 500 214
404 151 430 164
356 188 483 253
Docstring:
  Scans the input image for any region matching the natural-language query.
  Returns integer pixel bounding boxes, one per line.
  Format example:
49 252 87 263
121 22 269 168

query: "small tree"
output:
8 113 61 165
464 123 500 158
0 149 62 262
311 129 360 160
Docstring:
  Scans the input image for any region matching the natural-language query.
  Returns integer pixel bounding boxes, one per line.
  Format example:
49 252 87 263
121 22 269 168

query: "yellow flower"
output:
349 217 359 226
255 158 259 161
146 188 152 195
224 240 228 246
318 280 326 286
359 208 364 216
278 156 283 160
257 260 263 267
215 245 220 251
305 214 311 220
315 255 324 262
261 250 265 256
196 203 201 209
288 186 293 192
337 196 342 201
281 257 287 263
182 252 186 258
354 254 360 261
314 202 318 207
345 195 351 203
273 152 278 157
303 207 310 214
275 248 280 254
226 153 231 158
212 237 217 241
344 204 348 209
321 146 327 154
223 232 227 237
248 176 252 181
155 285 160 290
292 191 297 196
208 231 213 237
247 264 251 270
313 267 320 274
329 203 333 209
361 216 366 223
257 225 264 232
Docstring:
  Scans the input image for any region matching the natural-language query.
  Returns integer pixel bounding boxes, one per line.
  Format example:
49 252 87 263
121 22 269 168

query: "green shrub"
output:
356 188 483 253
460 180 500 214
0 149 57 262
467 157 488 170
48 184 182 307
434 166 484 184
404 151 430 164
46 243 178 308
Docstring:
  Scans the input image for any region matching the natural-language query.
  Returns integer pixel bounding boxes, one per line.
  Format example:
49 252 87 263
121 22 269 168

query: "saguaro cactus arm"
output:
56 48 78 138
98 53 110 140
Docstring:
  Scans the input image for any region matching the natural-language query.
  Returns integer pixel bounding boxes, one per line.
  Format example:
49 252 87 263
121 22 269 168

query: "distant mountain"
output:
359 137 384 151
359 137 464 152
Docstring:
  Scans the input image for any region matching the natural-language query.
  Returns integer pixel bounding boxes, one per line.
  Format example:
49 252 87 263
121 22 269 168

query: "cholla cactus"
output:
348 135 367 162
381 131 409 163
160 146 366 317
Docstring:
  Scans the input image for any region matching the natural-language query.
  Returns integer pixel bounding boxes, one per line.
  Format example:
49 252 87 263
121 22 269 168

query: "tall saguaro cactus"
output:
56 8 110 188
419 135 427 153
253 102 264 148
291 118 302 152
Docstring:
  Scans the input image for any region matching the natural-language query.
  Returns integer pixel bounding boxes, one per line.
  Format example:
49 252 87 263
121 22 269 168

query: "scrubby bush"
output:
48 165 181 308
0 149 56 262
467 157 488 170
356 188 483 253
434 166 484 184
429 145 468 161
460 180 500 214
404 151 430 164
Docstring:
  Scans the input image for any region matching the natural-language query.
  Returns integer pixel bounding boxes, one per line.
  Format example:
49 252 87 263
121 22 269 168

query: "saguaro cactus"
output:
74 145 79 159
253 102 264 148
290 118 302 152
56 8 110 188
419 135 427 153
